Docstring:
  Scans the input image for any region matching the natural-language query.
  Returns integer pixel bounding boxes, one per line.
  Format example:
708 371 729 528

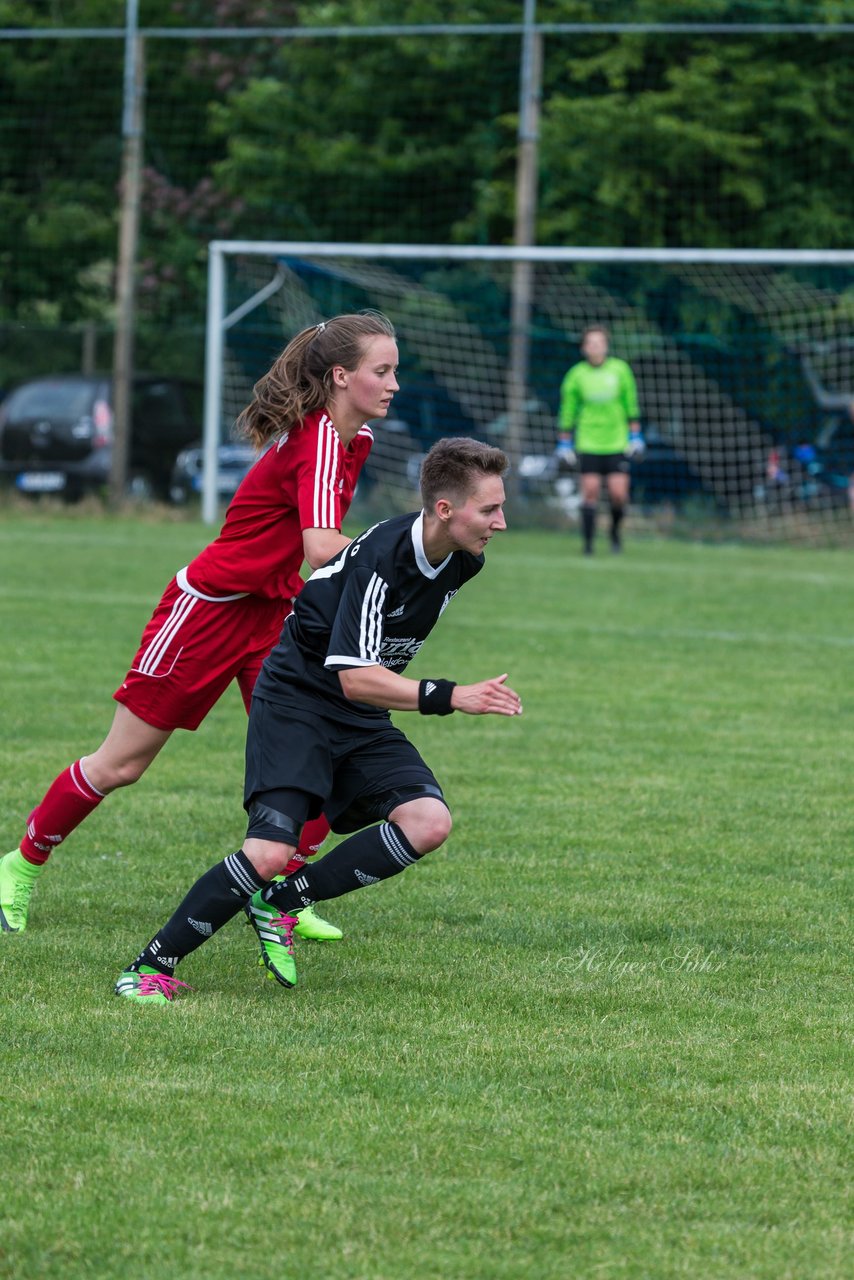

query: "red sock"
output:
282 813 330 877
20 760 106 866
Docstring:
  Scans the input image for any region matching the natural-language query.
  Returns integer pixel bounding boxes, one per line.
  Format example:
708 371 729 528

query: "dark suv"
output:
0 374 201 501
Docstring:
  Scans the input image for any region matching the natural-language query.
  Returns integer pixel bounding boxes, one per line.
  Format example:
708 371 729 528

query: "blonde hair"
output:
236 310 396 448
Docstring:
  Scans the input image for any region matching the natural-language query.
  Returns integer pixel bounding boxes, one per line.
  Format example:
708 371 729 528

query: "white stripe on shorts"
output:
134 591 197 676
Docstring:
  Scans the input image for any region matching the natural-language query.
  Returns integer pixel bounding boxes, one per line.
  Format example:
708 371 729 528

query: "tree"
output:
535 23 854 249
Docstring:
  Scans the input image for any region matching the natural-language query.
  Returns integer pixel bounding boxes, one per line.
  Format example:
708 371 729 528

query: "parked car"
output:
168 438 260 505
353 416 421 502
518 427 718 512
170 416 423 509
0 374 202 501
387 380 479 453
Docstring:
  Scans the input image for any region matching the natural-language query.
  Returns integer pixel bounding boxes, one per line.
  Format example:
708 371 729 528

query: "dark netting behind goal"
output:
214 248 854 541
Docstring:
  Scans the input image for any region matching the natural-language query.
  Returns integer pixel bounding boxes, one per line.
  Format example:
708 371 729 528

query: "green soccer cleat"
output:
293 903 343 942
115 966 191 1005
0 849 43 933
244 891 298 988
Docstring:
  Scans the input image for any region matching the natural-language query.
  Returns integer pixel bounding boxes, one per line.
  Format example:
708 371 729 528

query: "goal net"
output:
204 242 854 540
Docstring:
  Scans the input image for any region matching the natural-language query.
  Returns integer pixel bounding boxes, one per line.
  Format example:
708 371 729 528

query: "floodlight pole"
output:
109 0 144 507
506 0 542 493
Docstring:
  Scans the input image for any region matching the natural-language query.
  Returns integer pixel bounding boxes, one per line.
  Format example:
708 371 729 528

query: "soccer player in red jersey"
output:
0 311 399 940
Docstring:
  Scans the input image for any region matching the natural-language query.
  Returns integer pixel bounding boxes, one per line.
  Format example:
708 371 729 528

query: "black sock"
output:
130 850 266 974
265 822 421 915
610 503 625 542
581 504 596 551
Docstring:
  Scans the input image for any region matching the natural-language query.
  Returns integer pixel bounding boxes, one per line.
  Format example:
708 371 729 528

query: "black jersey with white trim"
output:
253 510 484 725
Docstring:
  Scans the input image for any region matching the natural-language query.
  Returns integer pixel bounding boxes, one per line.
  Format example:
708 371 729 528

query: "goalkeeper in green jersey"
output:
556 325 643 555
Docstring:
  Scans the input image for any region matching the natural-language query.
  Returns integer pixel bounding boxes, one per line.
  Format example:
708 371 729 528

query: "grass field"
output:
0 510 851 1280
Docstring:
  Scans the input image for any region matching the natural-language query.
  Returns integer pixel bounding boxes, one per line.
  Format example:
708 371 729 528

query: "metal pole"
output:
506 0 541 492
109 0 143 506
202 244 226 526
200 261 290 524
81 322 96 375
203 241 854 265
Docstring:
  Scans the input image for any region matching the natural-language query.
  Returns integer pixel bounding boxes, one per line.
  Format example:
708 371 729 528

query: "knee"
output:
111 759 150 789
393 801 452 855
243 839 295 880
84 755 147 792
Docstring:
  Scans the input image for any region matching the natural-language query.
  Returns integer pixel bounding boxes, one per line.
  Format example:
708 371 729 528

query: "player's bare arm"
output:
303 527 352 571
338 666 522 716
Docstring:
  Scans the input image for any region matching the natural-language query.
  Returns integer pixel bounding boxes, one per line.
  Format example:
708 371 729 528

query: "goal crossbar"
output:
203 240 854 524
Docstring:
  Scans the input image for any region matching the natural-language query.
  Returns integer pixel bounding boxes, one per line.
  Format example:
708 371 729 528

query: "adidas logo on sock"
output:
188 918 213 937
26 821 62 846
355 869 381 886
150 941 180 969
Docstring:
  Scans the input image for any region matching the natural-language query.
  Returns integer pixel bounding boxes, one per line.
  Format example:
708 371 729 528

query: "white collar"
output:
411 510 452 579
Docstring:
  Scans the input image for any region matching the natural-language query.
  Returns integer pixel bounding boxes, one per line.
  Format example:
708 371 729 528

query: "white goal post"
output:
203 240 854 529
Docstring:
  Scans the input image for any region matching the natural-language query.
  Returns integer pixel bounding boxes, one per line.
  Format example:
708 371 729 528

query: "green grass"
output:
0 511 851 1279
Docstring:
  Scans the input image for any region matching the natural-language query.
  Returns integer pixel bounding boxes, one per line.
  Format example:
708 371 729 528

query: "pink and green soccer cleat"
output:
245 892 298 987
115 966 191 1004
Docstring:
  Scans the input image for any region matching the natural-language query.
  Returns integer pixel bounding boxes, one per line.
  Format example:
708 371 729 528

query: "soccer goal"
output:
203 241 854 537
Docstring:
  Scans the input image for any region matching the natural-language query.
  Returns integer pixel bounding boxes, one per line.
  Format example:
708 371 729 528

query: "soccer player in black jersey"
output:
116 436 522 1002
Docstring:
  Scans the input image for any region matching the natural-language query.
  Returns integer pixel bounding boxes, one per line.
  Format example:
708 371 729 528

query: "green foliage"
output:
1 3 853 375
209 29 518 245
538 33 854 248
0 32 122 321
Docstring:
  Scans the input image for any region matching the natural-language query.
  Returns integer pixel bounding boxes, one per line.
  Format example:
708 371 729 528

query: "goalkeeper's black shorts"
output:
578 451 631 476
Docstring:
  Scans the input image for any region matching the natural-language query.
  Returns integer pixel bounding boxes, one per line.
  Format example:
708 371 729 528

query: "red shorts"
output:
113 578 290 731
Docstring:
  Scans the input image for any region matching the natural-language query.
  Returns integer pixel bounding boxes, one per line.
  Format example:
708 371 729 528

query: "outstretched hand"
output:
452 673 522 717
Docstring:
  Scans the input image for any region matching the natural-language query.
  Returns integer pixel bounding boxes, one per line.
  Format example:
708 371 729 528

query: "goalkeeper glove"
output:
626 431 645 459
555 437 577 470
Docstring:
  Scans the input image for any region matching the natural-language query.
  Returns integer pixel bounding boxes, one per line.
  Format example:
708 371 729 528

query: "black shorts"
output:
578 452 630 477
244 695 446 837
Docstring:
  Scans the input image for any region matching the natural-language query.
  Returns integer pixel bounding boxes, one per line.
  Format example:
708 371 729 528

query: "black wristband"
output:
418 678 457 716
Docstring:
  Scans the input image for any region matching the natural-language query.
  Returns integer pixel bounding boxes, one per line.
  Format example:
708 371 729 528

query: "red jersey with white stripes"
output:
183 411 373 602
